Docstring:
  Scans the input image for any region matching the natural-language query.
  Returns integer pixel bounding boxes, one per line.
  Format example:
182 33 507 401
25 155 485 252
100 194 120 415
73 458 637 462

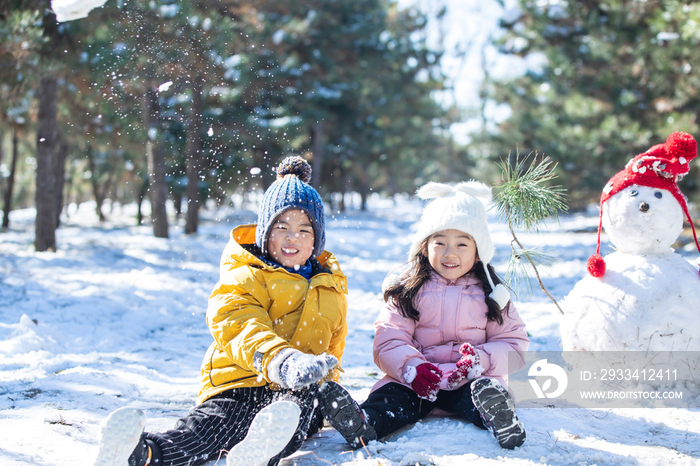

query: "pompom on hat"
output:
588 131 700 277
410 181 511 309
256 156 326 259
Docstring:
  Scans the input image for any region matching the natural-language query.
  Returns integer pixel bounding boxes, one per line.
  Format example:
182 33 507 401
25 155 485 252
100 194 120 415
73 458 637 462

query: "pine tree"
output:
480 0 700 208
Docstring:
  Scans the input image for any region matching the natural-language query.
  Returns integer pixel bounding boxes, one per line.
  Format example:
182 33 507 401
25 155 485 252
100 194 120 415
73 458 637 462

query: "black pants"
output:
144 385 323 466
360 382 484 439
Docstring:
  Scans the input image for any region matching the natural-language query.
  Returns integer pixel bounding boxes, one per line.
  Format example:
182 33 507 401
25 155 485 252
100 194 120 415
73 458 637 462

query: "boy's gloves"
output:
277 351 338 390
447 343 484 389
404 362 443 402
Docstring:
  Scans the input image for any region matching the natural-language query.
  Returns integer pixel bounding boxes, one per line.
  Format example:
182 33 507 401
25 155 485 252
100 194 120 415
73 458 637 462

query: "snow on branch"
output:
52 0 108 22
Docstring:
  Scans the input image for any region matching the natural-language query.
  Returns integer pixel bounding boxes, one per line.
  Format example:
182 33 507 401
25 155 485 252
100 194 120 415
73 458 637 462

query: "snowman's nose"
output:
639 202 650 213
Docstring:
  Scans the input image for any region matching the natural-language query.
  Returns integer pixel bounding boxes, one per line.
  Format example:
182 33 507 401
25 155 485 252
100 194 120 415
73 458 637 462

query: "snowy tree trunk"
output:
385 168 397 198
4 127 20 229
354 165 369 211
63 157 75 220
53 138 68 228
142 87 169 238
0 129 4 183
148 145 169 238
0 129 6 229
86 146 106 222
136 178 147 226
311 121 325 190
35 76 58 252
185 78 204 235
173 192 182 218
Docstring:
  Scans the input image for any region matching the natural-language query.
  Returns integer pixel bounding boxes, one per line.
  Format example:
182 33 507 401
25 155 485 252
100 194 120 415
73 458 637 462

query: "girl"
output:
92 157 375 466
360 181 529 450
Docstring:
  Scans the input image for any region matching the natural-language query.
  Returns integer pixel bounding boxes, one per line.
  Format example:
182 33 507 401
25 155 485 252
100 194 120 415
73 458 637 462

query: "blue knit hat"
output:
256 156 326 258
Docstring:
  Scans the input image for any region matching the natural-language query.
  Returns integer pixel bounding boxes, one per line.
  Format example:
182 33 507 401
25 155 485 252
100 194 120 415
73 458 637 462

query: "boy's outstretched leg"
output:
470 378 526 449
225 400 300 466
318 382 377 449
93 407 161 466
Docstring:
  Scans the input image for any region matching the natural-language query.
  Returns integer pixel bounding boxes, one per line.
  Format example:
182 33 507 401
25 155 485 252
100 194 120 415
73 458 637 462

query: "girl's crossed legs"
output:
360 382 483 439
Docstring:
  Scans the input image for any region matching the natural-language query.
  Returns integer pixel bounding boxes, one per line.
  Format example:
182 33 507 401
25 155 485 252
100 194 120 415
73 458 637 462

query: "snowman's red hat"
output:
588 131 700 277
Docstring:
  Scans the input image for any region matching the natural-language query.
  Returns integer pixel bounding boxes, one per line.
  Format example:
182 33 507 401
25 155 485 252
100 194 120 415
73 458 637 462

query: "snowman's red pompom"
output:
666 132 697 162
587 254 606 277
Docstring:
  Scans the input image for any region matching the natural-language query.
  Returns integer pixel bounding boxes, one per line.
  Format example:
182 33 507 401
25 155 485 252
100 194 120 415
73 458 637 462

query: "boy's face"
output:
426 229 478 281
267 209 316 268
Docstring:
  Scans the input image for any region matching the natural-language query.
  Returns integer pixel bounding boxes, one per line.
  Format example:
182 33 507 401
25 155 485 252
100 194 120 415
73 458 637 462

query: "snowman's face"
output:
602 185 683 255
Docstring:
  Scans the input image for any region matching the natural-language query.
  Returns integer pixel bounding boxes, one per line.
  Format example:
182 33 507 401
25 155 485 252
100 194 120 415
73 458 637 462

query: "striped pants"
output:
144 384 323 466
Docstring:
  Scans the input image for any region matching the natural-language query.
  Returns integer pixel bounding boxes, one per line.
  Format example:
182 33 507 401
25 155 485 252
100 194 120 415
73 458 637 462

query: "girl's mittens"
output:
447 343 484 389
406 363 443 401
278 351 338 390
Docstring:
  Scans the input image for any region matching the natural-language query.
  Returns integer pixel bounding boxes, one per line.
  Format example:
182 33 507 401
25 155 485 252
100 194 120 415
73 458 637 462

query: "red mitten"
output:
404 363 443 401
447 343 484 389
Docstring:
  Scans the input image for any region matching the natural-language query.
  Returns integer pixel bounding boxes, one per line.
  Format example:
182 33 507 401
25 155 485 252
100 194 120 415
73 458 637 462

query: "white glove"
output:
274 350 338 390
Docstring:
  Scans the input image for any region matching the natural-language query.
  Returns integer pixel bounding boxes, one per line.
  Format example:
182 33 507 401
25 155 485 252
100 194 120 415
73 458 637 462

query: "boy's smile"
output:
267 209 316 269
426 229 478 280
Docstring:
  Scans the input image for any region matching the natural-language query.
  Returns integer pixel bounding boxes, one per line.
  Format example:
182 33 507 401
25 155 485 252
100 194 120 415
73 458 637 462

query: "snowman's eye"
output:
654 192 663 199
629 190 638 197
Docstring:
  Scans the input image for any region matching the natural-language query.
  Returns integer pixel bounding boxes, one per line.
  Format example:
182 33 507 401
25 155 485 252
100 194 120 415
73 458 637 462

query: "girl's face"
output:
267 209 316 268
426 229 477 281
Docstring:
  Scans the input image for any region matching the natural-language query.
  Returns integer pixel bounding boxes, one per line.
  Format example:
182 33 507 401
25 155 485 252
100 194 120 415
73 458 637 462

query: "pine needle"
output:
506 246 555 296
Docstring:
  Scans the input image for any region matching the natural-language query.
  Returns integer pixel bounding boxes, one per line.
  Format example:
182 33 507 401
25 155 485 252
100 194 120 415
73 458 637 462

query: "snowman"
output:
561 132 700 354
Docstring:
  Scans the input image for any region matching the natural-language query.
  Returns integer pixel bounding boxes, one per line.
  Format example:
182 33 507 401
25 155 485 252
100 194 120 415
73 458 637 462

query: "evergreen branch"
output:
494 152 567 315
495 153 567 232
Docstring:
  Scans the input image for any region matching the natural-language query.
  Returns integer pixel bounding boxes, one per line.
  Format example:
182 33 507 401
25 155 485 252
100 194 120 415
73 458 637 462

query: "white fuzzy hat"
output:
409 181 510 309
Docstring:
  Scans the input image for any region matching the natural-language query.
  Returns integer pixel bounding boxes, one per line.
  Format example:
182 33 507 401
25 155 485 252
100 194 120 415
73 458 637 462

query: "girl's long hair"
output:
383 240 509 325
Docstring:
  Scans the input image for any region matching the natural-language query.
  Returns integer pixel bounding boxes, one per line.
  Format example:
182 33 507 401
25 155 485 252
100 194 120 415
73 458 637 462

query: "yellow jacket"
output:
197 224 348 404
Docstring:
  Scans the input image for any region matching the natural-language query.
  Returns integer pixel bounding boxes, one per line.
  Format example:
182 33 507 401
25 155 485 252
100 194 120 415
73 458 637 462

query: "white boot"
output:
226 401 301 466
93 407 147 466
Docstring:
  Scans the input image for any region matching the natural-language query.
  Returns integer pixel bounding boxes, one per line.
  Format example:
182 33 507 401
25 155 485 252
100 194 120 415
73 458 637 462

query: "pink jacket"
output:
372 271 529 392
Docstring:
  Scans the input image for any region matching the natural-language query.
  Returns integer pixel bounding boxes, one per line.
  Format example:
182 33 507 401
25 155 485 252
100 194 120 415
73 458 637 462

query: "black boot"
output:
471 378 526 449
318 382 377 449
129 438 162 466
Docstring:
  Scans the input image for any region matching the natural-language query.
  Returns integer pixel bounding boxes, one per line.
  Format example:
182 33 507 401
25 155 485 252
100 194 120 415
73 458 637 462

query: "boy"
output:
93 157 375 466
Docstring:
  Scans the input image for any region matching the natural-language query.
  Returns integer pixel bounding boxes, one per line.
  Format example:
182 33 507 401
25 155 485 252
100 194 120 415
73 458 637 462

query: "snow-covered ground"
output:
1 195 699 466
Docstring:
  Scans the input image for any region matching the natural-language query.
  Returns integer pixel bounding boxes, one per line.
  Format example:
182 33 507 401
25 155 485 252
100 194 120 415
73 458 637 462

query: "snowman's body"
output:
561 185 700 352
561 250 700 351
